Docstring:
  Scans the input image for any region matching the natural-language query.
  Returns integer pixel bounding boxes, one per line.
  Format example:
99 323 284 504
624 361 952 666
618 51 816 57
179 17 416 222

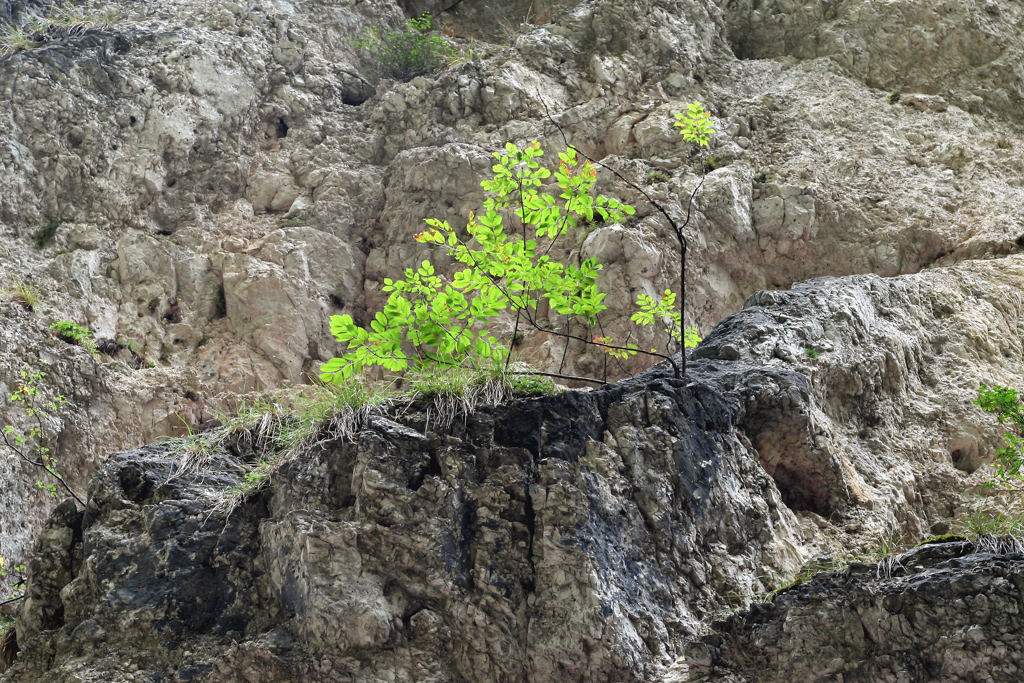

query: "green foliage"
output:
674 101 716 148
320 142 635 383
2 368 74 500
0 554 26 599
975 384 1024 487
322 110 719 386
645 170 671 184
804 348 820 359
33 221 59 249
351 15 455 83
50 321 97 356
631 289 701 351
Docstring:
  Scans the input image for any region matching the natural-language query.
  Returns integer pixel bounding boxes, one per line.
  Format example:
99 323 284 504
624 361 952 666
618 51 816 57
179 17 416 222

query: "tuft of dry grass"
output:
1 281 40 310
0 2 117 57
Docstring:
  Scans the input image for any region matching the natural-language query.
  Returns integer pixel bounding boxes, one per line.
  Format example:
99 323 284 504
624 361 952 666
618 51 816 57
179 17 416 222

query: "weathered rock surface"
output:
6 0 1024 582
5 0 1024 674
4 255 1024 680
703 540 1024 682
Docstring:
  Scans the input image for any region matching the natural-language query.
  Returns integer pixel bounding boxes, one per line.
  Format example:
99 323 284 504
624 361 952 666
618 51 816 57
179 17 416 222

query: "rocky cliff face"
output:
3 0 1024 675
4 256 1024 681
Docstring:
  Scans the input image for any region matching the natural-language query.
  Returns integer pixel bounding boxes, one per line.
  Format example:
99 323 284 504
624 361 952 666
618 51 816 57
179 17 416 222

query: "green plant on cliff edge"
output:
975 384 1024 487
319 131 706 388
0 280 40 310
50 320 98 356
351 15 455 83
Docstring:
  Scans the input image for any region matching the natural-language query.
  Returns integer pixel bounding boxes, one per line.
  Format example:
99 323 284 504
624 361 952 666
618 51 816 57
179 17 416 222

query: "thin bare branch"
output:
1 429 85 507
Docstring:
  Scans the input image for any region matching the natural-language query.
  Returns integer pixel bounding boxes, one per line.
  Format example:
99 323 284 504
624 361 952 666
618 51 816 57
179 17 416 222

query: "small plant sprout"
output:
674 101 716 148
805 348 820 359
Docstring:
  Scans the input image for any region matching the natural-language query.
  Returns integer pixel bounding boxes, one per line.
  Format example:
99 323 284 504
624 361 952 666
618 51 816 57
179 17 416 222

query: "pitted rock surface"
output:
704 541 1024 682
5 0 1024 578
4 256 1024 680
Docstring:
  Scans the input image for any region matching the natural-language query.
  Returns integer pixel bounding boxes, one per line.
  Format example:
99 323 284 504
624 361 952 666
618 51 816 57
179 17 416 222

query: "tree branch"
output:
1 429 85 507
536 95 705 377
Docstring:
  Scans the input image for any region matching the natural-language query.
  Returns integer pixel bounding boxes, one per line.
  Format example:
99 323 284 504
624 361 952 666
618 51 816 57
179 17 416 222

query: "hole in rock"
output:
771 464 832 517
950 439 980 474
275 117 288 138
342 92 370 106
163 304 181 323
1016 234 1024 247
119 464 154 502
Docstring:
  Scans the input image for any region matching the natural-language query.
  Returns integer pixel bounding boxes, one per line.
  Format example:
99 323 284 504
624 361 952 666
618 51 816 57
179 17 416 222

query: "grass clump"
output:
408 361 557 429
1 281 40 310
1 2 116 57
173 365 558 513
351 15 455 83
50 320 97 356
200 382 394 510
804 348 820 359
645 170 671 184
954 507 1024 541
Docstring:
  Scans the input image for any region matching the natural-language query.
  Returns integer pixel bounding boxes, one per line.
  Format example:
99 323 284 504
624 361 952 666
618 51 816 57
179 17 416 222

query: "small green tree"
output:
321 136 705 385
976 384 1024 487
321 102 716 386
1 368 84 505
352 16 455 83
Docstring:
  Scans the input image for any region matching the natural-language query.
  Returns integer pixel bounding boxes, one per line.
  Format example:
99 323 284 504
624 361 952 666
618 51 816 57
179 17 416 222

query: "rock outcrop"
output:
5 0 1024 674
5 0 1024 582
703 540 1024 682
4 255 1024 681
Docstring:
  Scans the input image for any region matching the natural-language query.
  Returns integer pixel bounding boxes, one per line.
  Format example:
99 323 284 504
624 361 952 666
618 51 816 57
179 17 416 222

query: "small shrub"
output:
975 384 1024 487
351 15 455 83
888 91 901 104
2 367 83 504
645 170 671 184
33 221 59 249
804 348 820 359
50 320 97 355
